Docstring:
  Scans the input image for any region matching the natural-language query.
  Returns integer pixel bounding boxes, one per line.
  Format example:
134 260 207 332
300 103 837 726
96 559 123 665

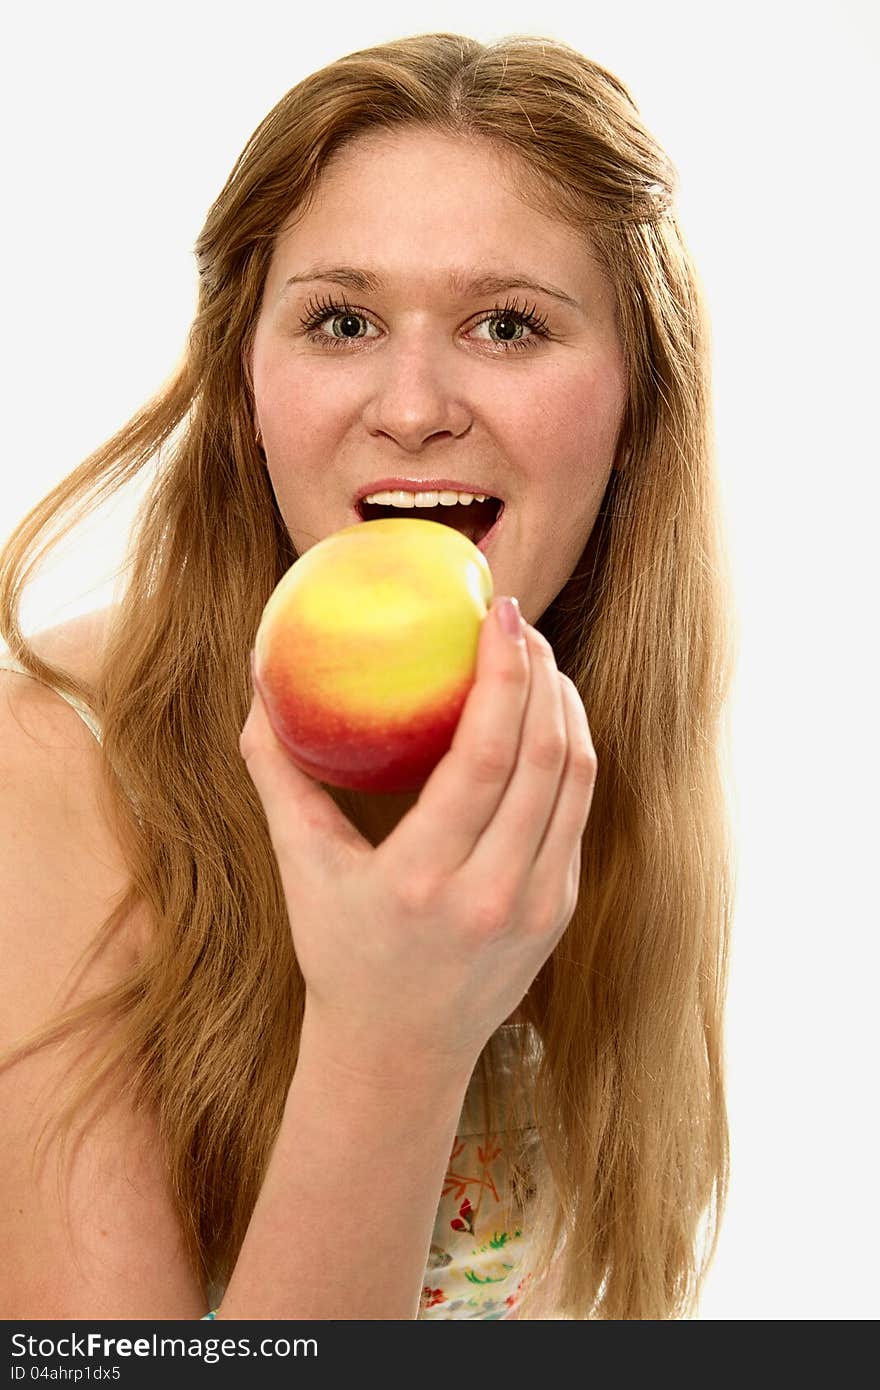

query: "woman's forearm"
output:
216 1013 475 1320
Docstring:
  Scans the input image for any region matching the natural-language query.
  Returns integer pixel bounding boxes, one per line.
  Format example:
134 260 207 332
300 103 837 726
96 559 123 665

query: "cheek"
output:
251 323 342 433
256 358 315 431
519 362 626 488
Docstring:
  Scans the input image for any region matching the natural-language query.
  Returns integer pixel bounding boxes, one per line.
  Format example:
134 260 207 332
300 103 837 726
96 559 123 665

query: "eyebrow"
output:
279 264 582 310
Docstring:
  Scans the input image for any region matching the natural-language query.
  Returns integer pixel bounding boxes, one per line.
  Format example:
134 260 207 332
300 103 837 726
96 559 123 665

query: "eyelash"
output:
297 294 552 353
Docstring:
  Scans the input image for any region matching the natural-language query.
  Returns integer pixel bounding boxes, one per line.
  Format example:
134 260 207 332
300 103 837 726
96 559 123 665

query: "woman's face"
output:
249 128 627 625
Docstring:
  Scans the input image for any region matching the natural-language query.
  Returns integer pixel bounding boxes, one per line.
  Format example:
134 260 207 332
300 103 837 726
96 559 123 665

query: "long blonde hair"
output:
0 32 738 1319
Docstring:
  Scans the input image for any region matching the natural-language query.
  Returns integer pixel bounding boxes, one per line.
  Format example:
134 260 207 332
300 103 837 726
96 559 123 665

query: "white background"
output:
3 0 877 1319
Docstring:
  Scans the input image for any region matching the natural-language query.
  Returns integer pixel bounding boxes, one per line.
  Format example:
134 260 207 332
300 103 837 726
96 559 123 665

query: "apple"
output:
252 516 494 793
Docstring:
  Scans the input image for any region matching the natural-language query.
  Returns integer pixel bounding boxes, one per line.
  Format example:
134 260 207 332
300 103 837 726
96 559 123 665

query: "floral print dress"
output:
418 1132 535 1318
418 1023 539 1320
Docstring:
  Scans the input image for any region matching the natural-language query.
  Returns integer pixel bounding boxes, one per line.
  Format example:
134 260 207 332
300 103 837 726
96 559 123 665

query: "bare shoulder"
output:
28 602 118 685
0 603 146 1045
0 608 206 1317
1 602 116 749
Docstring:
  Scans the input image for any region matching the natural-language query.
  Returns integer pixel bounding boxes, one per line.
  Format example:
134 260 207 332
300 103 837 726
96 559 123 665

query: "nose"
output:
361 336 472 452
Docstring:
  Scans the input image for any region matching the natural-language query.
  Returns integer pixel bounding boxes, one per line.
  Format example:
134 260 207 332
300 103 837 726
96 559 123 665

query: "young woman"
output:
0 32 737 1320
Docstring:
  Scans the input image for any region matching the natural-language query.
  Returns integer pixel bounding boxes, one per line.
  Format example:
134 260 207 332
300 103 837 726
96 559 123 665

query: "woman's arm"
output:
0 674 206 1319
227 603 593 1321
216 1012 472 1320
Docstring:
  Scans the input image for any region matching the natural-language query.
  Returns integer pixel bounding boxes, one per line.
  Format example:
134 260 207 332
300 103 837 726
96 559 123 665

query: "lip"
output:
352 477 504 507
350 477 506 556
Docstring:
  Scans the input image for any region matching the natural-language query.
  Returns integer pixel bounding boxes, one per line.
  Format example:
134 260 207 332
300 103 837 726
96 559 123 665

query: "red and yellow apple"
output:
252 516 494 793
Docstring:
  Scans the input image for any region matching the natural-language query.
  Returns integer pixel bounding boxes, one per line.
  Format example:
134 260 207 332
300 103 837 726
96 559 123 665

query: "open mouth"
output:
355 496 504 548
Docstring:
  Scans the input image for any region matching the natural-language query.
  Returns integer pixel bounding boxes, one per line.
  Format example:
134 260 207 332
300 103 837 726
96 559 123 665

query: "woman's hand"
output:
239 596 597 1079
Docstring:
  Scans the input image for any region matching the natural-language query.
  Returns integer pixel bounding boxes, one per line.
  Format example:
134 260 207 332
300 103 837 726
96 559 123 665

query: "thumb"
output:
240 661 368 863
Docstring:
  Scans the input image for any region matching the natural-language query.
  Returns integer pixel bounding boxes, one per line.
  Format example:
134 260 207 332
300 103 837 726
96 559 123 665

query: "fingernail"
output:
495 595 524 643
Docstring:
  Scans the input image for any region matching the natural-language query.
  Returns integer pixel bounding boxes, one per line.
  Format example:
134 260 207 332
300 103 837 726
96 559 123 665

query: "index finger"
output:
381 596 531 875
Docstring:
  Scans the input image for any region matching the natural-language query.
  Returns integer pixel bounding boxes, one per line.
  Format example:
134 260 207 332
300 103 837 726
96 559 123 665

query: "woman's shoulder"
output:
0 607 205 1317
1 603 116 697
29 603 117 684
0 602 150 972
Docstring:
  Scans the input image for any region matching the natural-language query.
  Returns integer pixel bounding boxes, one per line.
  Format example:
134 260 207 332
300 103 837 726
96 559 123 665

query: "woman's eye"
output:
299 298 549 351
318 311 377 340
470 314 533 344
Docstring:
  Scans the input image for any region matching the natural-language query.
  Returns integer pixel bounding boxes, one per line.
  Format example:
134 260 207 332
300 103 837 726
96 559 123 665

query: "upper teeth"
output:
362 489 490 507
